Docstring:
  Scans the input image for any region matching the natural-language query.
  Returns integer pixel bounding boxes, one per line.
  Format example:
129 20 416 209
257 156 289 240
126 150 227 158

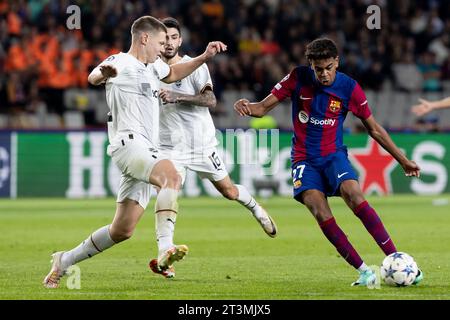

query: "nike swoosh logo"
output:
381 238 390 245
337 172 348 178
300 95 312 100
167 218 176 225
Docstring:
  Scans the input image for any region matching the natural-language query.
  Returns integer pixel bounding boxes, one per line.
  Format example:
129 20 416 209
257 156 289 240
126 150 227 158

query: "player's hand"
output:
411 98 433 117
234 98 252 116
159 89 178 104
203 41 227 59
402 160 420 178
99 65 118 78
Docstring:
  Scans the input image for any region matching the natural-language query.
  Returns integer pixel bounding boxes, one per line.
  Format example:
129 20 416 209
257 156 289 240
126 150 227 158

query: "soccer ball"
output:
380 252 418 286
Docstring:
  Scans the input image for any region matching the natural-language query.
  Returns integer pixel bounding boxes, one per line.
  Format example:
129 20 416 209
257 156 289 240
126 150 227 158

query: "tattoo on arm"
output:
176 89 217 108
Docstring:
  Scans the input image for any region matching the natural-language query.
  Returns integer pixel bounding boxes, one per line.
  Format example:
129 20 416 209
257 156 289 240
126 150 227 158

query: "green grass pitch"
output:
1 195 449 300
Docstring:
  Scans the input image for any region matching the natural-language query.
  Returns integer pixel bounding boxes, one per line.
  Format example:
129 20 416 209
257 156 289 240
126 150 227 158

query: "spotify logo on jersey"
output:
298 110 309 124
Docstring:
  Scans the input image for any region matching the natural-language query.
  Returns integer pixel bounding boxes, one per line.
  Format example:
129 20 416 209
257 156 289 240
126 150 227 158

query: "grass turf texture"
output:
0 195 449 300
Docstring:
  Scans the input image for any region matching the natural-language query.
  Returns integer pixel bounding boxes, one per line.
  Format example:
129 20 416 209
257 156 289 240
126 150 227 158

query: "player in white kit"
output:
43 16 227 288
149 18 277 278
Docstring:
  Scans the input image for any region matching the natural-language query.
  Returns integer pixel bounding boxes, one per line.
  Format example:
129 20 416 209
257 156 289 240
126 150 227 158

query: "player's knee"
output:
306 204 332 223
302 192 319 209
109 226 134 243
340 182 365 210
350 196 366 212
164 172 182 190
341 189 365 211
316 211 333 223
221 185 238 200
302 195 332 222
155 188 179 213
308 205 332 223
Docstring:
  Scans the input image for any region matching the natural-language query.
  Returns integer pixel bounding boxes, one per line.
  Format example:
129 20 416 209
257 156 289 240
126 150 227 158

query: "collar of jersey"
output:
122 51 150 67
314 72 346 100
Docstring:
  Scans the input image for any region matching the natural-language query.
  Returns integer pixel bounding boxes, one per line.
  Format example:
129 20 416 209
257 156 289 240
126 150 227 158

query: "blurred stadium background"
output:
1 0 450 301
2 0 450 130
1 0 450 199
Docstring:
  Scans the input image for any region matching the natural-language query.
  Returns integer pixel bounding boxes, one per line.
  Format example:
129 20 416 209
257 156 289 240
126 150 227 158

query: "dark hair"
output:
305 38 338 61
131 15 167 36
161 17 181 35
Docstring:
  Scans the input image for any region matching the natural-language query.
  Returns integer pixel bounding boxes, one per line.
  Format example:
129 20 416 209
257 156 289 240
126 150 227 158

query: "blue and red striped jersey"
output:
271 66 372 163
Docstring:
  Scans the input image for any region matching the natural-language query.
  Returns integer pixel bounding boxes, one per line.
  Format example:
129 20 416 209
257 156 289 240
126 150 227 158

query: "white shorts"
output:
108 133 167 209
160 147 228 185
116 174 153 209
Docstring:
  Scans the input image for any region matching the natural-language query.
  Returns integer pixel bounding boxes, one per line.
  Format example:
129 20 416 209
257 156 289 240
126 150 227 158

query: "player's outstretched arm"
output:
361 115 420 178
88 65 118 86
411 97 450 116
234 94 280 118
159 88 216 108
162 41 227 84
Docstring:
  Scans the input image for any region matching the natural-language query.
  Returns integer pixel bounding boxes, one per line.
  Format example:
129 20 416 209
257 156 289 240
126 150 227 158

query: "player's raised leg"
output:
43 199 145 288
300 189 376 286
340 180 397 256
148 159 188 278
212 176 277 237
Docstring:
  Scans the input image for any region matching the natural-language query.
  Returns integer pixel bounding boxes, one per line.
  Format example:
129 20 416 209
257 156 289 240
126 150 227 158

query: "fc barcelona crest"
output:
329 99 341 112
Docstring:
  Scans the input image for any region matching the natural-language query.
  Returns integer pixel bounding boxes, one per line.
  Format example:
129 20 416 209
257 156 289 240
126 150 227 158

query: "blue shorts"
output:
291 149 358 202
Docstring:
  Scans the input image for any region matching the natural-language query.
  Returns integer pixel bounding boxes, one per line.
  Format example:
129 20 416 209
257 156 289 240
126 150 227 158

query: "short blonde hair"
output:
131 16 167 36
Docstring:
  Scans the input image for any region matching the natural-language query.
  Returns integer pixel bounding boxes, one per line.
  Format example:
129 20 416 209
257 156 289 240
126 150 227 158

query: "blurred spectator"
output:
201 0 224 20
428 34 450 65
6 71 28 128
360 60 386 91
0 76 7 111
392 53 423 92
409 8 427 35
441 56 450 80
418 51 442 92
6 71 27 110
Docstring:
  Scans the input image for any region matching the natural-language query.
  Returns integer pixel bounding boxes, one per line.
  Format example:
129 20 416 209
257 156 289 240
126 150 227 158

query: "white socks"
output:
154 188 179 254
235 184 264 219
61 225 116 270
155 211 177 254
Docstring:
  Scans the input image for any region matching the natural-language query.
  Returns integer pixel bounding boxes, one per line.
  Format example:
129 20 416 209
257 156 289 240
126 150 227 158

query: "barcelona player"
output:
234 38 423 286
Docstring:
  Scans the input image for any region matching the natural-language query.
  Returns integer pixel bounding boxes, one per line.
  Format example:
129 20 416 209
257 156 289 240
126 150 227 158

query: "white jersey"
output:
103 52 170 150
159 55 217 154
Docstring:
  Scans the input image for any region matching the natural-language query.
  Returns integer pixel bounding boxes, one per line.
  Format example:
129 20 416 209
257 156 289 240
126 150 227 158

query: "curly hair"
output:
305 38 338 61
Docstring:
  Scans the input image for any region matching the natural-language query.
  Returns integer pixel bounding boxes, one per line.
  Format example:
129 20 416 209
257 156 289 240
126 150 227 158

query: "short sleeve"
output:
99 54 123 84
193 63 213 93
153 57 171 80
99 54 119 67
348 82 372 119
270 68 298 101
98 55 125 78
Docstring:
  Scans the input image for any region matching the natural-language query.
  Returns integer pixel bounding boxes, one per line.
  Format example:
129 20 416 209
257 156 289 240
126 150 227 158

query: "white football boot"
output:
43 251 66 288
253 207 277 238
149 245 188 278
